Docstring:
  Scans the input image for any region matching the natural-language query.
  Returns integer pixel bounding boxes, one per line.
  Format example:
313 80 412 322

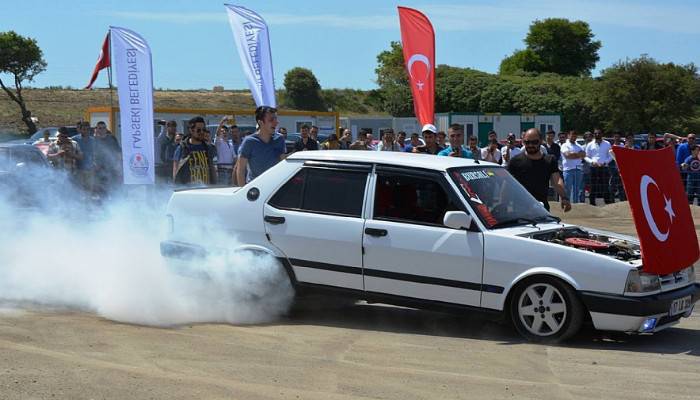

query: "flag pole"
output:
106 31 115 133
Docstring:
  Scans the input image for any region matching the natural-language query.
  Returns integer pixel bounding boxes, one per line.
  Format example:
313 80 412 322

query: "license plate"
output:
669 296 692 316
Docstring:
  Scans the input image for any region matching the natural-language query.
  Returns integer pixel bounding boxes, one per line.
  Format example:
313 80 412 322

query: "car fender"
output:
232 244 297 286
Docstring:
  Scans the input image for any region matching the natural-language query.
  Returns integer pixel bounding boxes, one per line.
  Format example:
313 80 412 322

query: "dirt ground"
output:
1 203 699 400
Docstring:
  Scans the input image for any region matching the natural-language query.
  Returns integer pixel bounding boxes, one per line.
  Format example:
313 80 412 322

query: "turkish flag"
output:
613 146 699 275
398 7 434 126
84 32 111 89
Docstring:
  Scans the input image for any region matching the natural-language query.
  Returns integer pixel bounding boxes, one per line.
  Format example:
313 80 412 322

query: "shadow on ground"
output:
285 300 700 356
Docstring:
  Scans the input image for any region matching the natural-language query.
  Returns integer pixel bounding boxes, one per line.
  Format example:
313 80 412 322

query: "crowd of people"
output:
41 107 700 207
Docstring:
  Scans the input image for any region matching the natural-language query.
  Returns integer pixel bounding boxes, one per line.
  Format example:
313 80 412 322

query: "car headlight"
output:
625 269 661 294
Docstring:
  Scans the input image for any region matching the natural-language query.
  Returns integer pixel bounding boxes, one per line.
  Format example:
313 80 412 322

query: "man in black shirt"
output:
507 128 571 212
294 125 318 152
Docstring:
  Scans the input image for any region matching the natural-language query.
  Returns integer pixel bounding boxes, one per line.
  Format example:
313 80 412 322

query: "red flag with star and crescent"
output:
613 146 699 275
398 6 434 126
84 32 110 90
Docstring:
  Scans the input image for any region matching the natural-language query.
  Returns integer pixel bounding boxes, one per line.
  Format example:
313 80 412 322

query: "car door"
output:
362 166 484 307
264 162 371 290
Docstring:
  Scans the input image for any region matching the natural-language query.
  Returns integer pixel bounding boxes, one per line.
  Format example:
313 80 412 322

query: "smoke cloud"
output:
0 166 294 326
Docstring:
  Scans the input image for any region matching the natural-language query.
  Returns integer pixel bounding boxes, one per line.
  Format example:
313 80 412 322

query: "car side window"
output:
25 151 45 167
269 168 367 217
374 173 459 226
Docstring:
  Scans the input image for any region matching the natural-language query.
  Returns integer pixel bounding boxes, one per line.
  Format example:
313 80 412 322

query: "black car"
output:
0 143 54 206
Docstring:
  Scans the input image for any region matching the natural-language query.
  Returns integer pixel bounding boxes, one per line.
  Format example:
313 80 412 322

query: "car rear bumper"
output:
581 283 699 332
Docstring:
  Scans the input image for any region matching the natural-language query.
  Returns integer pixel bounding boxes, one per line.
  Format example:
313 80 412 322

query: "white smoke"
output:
0 170 294 326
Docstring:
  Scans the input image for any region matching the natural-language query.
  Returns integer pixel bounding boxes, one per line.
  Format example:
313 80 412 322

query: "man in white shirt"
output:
501 133 521 165
584 129 614 205
560 130 586 203
215 117 236 186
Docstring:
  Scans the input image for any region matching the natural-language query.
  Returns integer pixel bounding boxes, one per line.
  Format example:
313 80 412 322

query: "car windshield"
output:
448 167 554 229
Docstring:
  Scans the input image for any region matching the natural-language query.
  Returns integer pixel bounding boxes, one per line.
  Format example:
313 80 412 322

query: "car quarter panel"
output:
480 230 633 311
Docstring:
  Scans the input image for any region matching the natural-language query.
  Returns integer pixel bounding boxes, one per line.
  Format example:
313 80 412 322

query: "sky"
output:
2 0 700 91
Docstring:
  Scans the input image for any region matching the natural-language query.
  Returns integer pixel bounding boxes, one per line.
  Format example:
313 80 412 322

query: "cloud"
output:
107 1 700 34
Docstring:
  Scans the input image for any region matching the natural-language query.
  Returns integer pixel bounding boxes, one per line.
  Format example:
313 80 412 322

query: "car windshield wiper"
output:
534 215 561 224
490 217 539 229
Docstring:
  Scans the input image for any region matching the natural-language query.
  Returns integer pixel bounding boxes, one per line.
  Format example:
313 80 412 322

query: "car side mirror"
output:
443 211 473 230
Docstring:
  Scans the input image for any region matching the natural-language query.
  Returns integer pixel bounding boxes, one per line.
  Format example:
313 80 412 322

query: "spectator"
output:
560 130 586 203
508 128 571 212
580 131 594 202
32 130 52 156
397 131 407 151
349 129 370 150
321 134 341 150
157 120 179 182
174 133 183 147
501 133 521 165
377 129 402 151
413 124 444 155
436 131 447 147
623 132 638 149
438 124 473 158
403 133 421 152
681 144 700 205
277 127 288 140
488 131 503 150
481 139 503 164
339 128 353 149
585 129 614 205
310 125 320 143
47 127 82 174
608 131 624 201
235 106 286 185
467 135 482 161
94 121 122 198
365 131 377 150
558 132 567 146
73 121 96 195
642 132 664 150
294 124 318 152
215 117 236 185
543 130 561 163
676 133 696 166
173 116 217 186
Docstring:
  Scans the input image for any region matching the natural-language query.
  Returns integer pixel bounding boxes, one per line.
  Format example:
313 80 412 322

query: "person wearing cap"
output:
438 124 473 158
413 124 444 155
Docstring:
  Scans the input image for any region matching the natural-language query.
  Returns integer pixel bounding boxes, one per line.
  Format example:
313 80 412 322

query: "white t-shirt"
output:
501 146 521 164
560 141 584 171
481 147 503 164
584 140 613 165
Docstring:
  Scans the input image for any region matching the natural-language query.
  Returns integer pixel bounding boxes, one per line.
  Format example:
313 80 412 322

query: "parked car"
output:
0 143 54 206
160 151 698 342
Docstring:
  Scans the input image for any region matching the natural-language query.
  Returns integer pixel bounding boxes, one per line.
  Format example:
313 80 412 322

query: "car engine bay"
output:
527 227 641 261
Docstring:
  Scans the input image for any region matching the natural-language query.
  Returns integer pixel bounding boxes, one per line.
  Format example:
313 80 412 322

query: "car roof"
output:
286 150 491 170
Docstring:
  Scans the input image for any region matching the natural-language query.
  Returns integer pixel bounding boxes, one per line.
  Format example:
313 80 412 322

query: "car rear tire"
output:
510 276 584 343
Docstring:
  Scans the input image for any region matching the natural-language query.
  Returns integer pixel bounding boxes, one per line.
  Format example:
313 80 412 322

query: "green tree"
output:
374 41 414 116
597 55 699 132
500 18 601 76
0 31 47 134
282 67 325 111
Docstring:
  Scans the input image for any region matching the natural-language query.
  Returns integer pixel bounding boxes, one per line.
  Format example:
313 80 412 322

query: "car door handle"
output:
365 228 388 237
264 215 286 225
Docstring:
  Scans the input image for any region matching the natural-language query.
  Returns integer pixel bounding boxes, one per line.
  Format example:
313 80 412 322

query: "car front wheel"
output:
510 276 584 343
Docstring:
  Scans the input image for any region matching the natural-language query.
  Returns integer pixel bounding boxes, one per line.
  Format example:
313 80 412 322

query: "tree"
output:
283 67 325 111
500 18 601 76
0 31 46 134
374 41 414 116
597 55 699 132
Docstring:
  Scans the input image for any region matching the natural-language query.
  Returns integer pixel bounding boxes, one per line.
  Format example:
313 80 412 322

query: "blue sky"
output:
2 0 700 90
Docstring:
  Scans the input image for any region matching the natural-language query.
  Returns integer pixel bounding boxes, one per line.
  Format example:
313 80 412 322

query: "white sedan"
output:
160 151 699 342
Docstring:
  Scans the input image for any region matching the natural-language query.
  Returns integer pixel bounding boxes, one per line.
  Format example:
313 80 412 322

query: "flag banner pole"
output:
224 4 276 107
397 6 435 126
110 26 155 185
612 146 699 274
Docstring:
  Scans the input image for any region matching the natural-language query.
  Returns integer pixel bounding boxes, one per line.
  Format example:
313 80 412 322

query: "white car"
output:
160 151 699 342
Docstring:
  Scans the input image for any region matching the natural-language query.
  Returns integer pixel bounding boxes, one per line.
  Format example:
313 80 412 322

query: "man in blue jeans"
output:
560 130 586 203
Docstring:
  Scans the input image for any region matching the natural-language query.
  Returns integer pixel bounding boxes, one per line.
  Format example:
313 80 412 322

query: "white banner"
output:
110 26 155 185
225 4 276 107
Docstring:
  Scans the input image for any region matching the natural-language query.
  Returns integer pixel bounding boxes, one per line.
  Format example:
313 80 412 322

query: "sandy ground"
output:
1 203 699 400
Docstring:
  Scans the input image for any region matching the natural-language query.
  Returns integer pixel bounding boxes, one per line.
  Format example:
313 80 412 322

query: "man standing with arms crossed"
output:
560 130 586 203
235 106 286 186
